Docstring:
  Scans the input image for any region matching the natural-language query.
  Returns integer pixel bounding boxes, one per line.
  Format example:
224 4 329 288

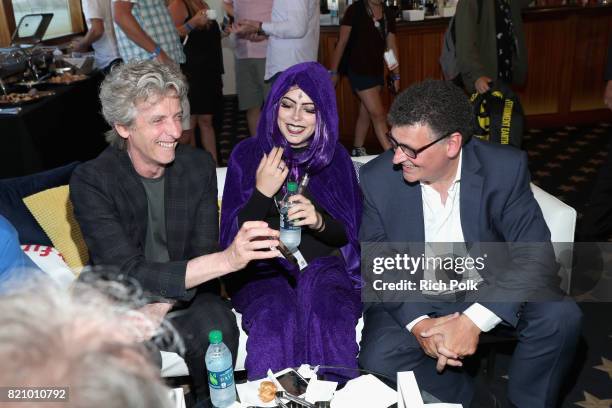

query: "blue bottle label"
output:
208 366 234 390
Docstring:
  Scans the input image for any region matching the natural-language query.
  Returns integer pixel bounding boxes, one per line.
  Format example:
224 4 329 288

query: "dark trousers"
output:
359 301 582 408
167 290 239 401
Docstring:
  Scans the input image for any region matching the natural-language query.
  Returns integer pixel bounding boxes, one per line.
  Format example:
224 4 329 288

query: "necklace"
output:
365 1 386 36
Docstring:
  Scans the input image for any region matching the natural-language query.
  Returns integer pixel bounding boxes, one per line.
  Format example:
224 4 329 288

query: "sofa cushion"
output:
21 244 76 290
0 162 80 246
23 185 89 272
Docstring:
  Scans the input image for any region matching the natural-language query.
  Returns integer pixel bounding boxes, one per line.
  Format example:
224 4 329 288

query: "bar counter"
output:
318 5 612 148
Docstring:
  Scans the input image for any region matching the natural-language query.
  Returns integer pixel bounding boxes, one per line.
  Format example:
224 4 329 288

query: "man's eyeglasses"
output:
386 131 453 159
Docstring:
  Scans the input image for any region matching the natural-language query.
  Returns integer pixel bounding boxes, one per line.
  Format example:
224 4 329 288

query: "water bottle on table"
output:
205 330 236 407
279 181 302 250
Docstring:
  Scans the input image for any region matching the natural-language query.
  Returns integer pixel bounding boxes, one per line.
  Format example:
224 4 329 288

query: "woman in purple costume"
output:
220 62 363 380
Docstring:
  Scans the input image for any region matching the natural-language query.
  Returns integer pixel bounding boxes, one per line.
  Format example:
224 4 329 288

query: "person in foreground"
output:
358 79 582 407
0 280 175 408
220 62 363 380
0 215 46 293
70 60 280 402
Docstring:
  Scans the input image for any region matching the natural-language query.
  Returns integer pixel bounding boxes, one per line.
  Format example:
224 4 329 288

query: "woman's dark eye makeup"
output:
281 97 316 114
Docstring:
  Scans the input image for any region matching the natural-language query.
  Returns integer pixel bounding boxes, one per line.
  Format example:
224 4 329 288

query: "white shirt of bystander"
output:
261 0 320 80
81 0 121 69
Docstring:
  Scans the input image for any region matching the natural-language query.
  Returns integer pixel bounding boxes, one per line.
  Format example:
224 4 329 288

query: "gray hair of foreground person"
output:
100 60 188 150
387 79 474 144
0 279 175 408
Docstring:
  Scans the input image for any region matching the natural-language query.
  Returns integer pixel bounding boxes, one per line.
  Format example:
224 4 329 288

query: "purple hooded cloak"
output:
219 62 363 379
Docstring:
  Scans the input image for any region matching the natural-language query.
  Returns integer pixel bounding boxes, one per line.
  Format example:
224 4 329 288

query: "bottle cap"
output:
208 330 223 344
287 181 298 192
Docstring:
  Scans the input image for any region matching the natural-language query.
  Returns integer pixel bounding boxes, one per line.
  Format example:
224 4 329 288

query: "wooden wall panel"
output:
570 13 611 111
0 0 16 47
517 18 570 115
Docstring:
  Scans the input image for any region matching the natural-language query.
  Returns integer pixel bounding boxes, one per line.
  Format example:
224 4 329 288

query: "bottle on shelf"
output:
329 0 339 24
279 181 302 251
205 330 237 408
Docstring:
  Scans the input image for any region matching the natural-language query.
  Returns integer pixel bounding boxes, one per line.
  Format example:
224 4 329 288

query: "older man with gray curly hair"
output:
0 279 175 408
69 60 281 403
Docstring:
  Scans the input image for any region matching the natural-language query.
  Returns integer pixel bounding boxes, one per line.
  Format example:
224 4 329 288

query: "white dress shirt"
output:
406 151 503 333
260 0 320 80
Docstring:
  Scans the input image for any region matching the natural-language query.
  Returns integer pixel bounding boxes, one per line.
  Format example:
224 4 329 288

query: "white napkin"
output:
236 377 277 408
397 371 424 408
397 371 462 408
304 377 337 403
168 388 186 408
331 374 396 408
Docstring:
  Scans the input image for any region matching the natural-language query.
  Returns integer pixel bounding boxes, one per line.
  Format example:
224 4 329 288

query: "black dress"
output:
180 11 224 115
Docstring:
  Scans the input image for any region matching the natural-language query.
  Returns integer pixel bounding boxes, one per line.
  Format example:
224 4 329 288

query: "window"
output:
0 0 83 46
12 0 72 39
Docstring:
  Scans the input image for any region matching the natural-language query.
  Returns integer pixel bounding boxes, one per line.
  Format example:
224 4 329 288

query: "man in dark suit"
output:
358 80 582 407
70 60 281 402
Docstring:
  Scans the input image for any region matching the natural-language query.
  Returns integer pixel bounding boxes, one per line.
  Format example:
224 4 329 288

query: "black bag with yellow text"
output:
470 81 524 148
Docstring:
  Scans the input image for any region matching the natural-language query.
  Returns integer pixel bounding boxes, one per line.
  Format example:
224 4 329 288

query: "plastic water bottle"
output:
205 330 236 408
279 181 301 250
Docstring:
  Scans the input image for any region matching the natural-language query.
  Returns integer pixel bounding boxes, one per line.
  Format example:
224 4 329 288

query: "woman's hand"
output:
256 146 289 197
189 9 209 29
287 194 323 230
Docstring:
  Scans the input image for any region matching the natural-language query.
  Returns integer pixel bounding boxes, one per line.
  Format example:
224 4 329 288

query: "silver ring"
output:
277 165 284 171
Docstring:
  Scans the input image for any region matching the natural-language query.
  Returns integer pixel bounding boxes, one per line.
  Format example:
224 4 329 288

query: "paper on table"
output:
298 363 319 379
168 388 186 408
304 377 337 404
236 378 277 408
397 371 424 408
397 371 462 408
331 374 396 408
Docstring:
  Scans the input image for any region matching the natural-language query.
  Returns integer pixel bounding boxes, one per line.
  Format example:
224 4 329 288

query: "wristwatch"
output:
149 44 162 60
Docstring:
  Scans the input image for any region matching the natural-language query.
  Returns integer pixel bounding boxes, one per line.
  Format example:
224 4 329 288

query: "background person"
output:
167 0 223 163
113 0 185 65
455 0 531 94
232 0 320 85
328 0 398 156
578 32 612 241
72 0 122 73
223 0 273 137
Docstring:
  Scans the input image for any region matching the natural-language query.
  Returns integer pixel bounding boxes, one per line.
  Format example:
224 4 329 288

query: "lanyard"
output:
364 0 388 42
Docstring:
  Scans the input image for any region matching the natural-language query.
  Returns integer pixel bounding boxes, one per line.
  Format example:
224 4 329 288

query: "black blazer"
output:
70 145 219 301
359 138 559 327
